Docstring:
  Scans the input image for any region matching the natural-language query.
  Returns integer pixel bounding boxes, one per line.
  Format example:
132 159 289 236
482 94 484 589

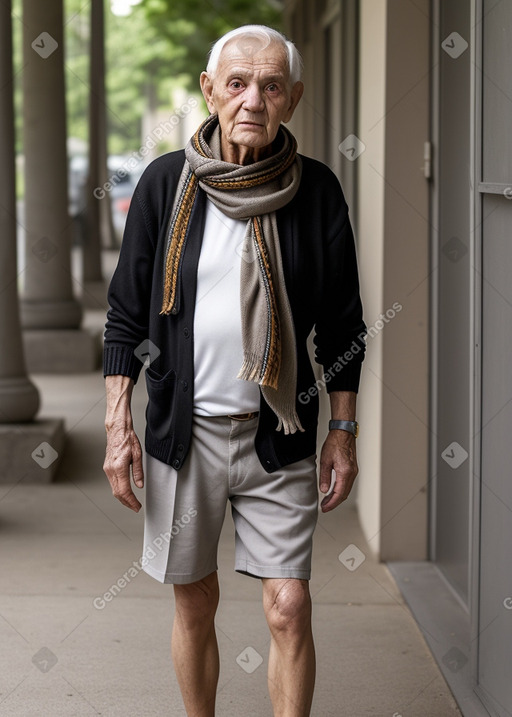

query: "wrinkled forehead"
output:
218 34 289 76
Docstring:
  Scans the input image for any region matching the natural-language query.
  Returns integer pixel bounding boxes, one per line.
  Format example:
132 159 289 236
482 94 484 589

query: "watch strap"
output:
329 419 359 437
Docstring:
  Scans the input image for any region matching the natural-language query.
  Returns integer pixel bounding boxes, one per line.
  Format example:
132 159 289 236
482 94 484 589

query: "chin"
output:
233 131 269 148
231 127 268 142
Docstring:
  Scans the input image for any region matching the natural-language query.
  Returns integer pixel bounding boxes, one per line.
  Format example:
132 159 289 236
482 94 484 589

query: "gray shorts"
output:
141 414 318 584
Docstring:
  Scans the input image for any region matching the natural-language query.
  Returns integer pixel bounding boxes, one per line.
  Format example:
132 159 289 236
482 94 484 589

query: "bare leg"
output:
172 571 220 717
262 578 316 717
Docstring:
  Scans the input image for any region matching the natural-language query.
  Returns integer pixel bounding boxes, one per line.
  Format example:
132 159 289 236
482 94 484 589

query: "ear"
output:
200 72 217 115
282 81 304 123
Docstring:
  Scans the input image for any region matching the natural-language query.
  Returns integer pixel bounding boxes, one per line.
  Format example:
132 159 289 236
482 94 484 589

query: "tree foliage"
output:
11 0 284 161
140 0 283 90
65 0 187 154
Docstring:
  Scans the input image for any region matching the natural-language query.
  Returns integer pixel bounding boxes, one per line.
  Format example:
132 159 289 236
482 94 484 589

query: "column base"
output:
0 418 65 483
20 298 83 330
0 377 40 423
23 328 102 373
80 280 109 310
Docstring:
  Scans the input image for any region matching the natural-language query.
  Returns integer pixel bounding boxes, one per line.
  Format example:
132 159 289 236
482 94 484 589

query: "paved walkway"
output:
0 315 461 716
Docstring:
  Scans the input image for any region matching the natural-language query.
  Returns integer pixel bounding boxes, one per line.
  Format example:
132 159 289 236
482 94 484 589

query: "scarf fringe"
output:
274 408 305 435
237 354 279 391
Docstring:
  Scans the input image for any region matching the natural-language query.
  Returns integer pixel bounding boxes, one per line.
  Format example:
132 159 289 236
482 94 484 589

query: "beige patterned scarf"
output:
161 114 303 434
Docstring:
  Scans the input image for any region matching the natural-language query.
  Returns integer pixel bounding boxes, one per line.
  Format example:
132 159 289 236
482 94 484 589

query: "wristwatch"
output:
328 419 359 438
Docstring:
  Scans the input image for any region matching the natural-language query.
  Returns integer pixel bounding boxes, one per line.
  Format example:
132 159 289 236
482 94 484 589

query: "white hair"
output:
206 25 303 86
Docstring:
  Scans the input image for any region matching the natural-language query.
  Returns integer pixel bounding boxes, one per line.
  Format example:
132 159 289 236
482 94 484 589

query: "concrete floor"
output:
0 326 462 716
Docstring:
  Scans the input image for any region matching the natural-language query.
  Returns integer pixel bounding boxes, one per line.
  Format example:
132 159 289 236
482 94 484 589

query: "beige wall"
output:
357 0 430 560
355 0 387 556
287 0 430 561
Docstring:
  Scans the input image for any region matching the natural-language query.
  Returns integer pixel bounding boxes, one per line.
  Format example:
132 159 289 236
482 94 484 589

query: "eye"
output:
229 80 244 90
266 83 279 93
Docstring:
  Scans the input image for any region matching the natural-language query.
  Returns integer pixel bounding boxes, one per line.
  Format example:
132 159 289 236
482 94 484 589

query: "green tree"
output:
12 0 24 158
140 0 283 89
12 0 284 169
65 0 187 155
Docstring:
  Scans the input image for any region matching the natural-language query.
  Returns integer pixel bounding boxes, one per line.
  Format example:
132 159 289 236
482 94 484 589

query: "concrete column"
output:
0 0 39 423
84 0 107 283
21 0 83 329
20 0 100 372
0 0 64 483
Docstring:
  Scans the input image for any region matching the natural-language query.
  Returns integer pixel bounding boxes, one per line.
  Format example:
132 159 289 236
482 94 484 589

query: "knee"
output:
263 579 312 635
174 572 219 629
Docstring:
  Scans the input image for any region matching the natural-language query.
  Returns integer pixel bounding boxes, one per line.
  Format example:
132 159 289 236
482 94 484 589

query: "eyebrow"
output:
225 69 286 83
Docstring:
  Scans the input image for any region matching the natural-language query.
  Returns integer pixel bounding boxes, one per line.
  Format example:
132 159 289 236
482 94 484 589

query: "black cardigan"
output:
104 149 366 473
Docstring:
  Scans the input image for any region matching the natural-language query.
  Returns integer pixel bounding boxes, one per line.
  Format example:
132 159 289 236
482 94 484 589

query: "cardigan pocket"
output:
144 366 177 442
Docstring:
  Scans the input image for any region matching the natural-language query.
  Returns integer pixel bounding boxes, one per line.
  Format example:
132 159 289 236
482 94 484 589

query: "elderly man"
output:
103 24 366 717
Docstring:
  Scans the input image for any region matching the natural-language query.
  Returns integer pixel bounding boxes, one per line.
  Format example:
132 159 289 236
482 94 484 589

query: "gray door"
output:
475 1 512 713
431 0 472 605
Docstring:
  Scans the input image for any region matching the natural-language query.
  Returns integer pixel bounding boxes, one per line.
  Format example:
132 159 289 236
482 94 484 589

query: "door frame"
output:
429 0 482 693
470 0 483 694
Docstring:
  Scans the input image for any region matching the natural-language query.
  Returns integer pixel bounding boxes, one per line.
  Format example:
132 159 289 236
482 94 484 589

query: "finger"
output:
123 494 142 512
320 491 343 513
132 465 144 489
323 467 358 511
320 475 348 512
110 468 142 512
318 461 333 494
114 485 142 512
131 440 144 489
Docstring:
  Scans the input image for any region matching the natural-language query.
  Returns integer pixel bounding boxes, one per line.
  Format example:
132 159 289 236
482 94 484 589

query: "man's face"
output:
200 35 303 162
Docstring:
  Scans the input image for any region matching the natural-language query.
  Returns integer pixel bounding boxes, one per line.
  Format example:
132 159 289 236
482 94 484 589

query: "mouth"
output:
238 121 263 128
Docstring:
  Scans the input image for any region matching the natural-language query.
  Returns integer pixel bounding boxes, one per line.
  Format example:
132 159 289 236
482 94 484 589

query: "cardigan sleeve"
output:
313 171 366 393
103 182 158 384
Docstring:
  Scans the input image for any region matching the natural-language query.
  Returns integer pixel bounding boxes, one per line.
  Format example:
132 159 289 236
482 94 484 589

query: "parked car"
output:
68 155 87 246
108 158 144 244
68 154 144 247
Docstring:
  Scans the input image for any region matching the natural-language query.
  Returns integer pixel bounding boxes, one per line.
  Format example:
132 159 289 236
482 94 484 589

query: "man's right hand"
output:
103 375 144 513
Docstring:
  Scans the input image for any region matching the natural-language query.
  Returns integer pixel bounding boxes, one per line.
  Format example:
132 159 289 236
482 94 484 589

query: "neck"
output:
221 136 273 165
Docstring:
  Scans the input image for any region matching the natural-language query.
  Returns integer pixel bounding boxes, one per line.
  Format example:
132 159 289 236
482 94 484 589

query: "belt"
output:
226 412 259 421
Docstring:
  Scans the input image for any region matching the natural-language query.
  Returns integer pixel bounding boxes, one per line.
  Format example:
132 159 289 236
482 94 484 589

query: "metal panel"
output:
319 1 358 217
323 15 342 176
431 0 472 604
477 193 512 716
340 0 358 214
471 0 483 691
475 2 512 713
482 0 512 184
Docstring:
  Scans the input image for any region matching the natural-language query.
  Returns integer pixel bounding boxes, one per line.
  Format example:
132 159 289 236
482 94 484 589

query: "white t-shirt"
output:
193 199 261 416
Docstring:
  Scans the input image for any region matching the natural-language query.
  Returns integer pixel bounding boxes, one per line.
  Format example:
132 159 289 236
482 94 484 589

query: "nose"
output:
242 83 265 113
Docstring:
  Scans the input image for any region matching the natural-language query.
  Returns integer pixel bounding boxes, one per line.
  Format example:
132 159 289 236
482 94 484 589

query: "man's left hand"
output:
318 429 358 512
